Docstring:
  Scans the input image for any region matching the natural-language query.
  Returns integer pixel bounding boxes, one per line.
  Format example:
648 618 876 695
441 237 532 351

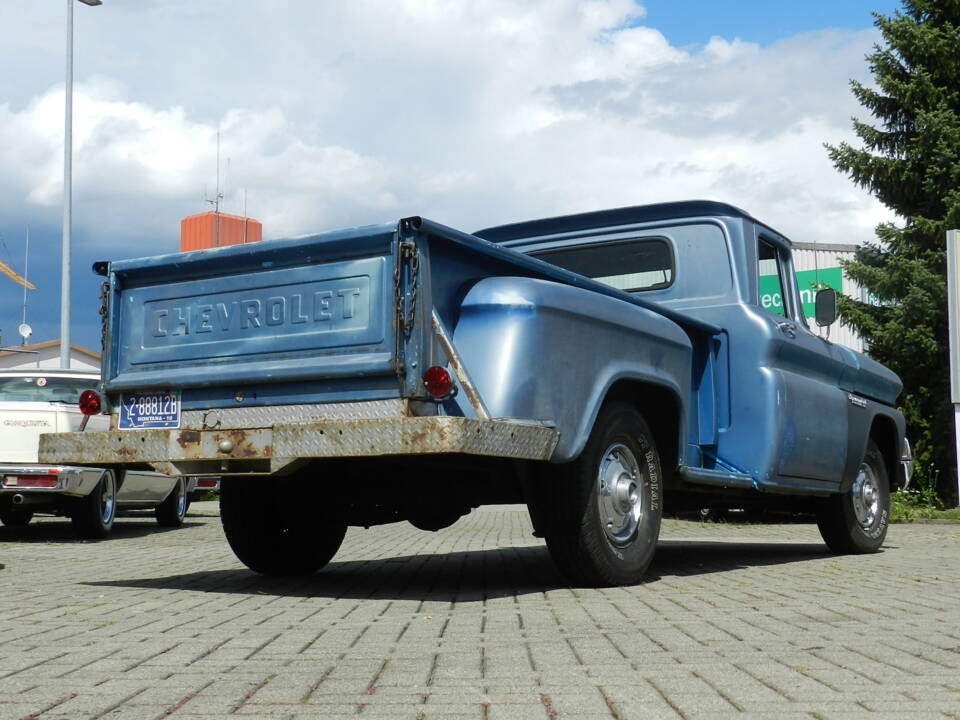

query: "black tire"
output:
220 476 347 576
71 470 117 539
817 440 890 553
155 477 187 527
537 402 663 587
0 508 33 527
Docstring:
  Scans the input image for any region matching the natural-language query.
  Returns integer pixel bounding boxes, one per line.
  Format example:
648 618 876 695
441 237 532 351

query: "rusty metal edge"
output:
40 416 560 474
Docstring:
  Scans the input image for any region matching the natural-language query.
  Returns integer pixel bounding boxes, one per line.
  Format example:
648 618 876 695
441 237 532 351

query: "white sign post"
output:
946 229 960 505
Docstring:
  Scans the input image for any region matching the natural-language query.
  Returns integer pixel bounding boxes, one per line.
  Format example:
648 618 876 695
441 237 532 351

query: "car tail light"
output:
900 437 912 461
79 389 102 415
901 437 914 487
3 474 59 488
196 479 218 489
422 366 454 399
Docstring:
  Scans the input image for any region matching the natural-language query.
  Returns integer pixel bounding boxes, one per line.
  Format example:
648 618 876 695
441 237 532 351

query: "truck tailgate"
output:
103 225 397 393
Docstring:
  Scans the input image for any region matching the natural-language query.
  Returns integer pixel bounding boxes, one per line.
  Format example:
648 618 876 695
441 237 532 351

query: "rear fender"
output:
453 276 691 462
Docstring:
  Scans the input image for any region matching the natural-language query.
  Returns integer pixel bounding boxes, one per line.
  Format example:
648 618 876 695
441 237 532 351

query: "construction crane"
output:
0 259 34 290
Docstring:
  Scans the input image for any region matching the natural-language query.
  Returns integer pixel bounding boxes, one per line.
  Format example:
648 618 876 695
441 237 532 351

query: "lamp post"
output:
61 0 102 369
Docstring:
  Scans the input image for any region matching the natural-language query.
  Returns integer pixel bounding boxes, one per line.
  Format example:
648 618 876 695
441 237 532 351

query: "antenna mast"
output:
204 130 225 246
215 130 222 213
22 225 29 328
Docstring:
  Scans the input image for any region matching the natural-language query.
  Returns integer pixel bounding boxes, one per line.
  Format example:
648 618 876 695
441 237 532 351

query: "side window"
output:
758 239 787 317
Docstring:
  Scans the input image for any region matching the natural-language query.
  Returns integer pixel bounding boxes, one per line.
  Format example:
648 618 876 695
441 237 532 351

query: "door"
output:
758 238 849 483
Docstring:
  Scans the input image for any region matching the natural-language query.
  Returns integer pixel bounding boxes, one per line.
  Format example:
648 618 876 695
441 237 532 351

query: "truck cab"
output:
479 201 906 499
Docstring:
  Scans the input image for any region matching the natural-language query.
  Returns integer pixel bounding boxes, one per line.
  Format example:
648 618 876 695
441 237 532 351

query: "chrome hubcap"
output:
100 472 116 524
176 481 186 518
852 462 879 529
597 443 643 546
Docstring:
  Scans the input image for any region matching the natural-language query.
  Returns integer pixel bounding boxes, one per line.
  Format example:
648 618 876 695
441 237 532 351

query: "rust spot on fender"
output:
409 428 431 447
114 446 138 460
211 429 271 459
177 430 201 448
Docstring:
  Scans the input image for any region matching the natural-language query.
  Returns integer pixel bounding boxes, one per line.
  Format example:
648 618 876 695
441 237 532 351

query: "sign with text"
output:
759 267 843 317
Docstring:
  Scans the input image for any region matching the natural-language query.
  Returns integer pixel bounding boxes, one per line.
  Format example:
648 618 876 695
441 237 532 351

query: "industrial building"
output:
759 242 867 353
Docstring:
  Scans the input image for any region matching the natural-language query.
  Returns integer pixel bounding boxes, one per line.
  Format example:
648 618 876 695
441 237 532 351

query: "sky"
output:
0 0 903 353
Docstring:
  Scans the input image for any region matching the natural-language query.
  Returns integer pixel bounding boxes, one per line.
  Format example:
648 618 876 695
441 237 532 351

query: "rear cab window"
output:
532 237 674 292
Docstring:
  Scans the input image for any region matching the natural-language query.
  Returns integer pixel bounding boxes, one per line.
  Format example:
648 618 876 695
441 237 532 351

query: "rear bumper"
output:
39 416 560 476
0 465 104 498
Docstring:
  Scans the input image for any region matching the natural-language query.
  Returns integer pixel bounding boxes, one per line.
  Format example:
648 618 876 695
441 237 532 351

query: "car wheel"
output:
538 402 662 587
0 508 33 527
155 477 187 527
71 469 117 539
817 440 890 553
220 476 347 576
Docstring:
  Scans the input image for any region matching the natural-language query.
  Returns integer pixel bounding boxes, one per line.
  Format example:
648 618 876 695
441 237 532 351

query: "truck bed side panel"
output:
453 276 692 462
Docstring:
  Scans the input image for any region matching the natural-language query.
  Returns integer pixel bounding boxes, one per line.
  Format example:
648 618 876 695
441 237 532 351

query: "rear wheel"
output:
817 440 890 553
155 477 187 527
71 470 117 539
220 476 347 576
0 508 33 527
537 402 662 587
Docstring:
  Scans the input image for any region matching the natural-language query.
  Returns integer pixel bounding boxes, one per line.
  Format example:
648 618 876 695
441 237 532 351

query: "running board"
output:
679 466 757 490
679 467 838 496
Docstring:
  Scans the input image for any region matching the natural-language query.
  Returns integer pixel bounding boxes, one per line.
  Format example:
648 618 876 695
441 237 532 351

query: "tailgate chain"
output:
393 240 420 335
98 280 110 354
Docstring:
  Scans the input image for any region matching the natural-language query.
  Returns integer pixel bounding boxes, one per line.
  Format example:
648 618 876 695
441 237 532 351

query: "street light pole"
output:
61 0 102 370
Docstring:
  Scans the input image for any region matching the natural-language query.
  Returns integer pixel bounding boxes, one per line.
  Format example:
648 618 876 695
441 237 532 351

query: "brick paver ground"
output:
1 503 959 720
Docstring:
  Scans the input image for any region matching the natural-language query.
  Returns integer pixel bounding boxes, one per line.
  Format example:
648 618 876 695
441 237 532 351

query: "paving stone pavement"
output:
1 503 959 720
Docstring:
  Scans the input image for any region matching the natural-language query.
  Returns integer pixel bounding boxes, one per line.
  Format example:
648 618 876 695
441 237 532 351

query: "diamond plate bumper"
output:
39 416 560 476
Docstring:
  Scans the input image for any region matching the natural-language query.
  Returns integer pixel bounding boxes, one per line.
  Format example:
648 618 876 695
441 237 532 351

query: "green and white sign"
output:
759 267 843 317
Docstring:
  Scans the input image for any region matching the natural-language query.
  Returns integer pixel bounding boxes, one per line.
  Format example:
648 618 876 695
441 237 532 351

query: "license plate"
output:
119 391 181 430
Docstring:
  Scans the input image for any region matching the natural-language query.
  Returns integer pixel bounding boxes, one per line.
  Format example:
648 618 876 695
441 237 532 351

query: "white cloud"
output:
0 0 889 253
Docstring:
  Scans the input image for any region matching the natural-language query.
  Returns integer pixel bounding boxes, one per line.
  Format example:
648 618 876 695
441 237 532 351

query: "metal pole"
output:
946 229 960 506
60 0 74 369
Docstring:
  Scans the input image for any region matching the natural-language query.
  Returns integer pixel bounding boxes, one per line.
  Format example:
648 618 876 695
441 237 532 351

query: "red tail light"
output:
79 390 102 415
422 366 454 399
3 474 59 488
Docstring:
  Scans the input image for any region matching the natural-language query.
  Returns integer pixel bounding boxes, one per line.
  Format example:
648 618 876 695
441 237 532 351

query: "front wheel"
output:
155 477 187 527
220 476 347 576
538 402 663 587
817 440 890 553
71 469 117 539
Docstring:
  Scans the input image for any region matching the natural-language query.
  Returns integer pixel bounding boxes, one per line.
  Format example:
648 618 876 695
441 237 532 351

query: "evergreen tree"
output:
826 0 960 503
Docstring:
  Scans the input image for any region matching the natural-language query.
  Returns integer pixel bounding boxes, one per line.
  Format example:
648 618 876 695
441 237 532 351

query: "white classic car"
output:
0 368 192 538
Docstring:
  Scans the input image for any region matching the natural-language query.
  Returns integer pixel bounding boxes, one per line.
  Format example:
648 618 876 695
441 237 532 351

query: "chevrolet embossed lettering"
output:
145 280 367 343
120 257 388 368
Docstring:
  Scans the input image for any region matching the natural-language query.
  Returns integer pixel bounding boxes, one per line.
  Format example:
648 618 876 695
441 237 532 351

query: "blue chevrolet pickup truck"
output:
40 201 911 586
